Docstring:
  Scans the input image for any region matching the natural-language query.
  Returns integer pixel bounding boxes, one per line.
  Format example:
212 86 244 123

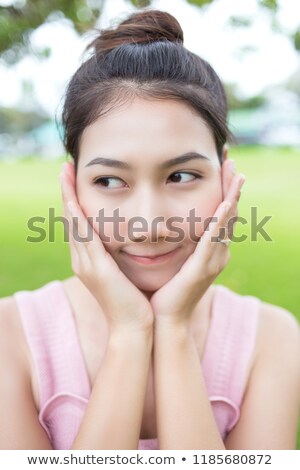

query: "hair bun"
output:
88 10 184 54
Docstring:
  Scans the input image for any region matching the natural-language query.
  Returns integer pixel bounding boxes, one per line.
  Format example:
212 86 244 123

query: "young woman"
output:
0 9 299 450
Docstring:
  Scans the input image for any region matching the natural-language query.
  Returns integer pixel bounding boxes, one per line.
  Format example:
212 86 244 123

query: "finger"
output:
65 196 109 269
64 161 76 184
59 169 72 232
224 174 245 238
59 163 78 210
198 201 232 252
66 201 94 244
64 202 80 266
59 172 80 267
60 168 87 241
209 201 232 243
222 158 236 199
59 168 84 239
184 201 231 278
199 174 245 250
60 167 110 266
61 164 96 242
224 173 245 216
60 171 76 223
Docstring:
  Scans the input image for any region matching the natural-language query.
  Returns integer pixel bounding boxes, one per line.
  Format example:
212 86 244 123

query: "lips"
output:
124 249 175 258
122 247 180 265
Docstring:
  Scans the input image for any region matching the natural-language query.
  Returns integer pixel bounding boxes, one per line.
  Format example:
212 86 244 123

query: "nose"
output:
127 189 173 243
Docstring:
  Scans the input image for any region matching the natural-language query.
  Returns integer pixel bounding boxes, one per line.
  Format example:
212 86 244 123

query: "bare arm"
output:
153 320 225 450
71 327 153 449
225 304 300 449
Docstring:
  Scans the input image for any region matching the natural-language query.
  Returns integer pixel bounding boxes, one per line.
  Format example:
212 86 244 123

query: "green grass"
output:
0 147 300 448
0 156 73 293
217 146 300 319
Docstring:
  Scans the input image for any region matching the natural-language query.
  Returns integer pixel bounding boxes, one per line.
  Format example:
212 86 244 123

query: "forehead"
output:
78 98 218 168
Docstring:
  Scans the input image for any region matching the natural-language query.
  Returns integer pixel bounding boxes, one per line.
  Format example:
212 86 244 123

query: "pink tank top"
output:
13 280 260 450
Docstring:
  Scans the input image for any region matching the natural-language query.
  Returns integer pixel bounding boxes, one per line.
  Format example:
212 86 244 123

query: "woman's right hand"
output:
59 162 154 335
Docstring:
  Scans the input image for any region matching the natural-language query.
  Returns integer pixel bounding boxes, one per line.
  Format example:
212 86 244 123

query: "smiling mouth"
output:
122 247 180 264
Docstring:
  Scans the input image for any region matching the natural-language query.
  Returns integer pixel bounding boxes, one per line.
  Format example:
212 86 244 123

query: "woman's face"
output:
76 98 225 296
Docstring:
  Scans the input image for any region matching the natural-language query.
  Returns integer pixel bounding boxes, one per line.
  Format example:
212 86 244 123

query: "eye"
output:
168 172 202 184
93 172 202 190
93 176 127 189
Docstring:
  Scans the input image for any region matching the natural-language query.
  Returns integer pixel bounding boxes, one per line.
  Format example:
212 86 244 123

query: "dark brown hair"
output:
61 9 232 173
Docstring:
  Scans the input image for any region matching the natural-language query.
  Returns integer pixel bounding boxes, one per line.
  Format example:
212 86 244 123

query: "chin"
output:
126 271 172 292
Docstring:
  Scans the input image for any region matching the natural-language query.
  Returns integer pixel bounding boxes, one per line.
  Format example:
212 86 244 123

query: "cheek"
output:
172 185 223 241
77 188 127 251
199 196 222 227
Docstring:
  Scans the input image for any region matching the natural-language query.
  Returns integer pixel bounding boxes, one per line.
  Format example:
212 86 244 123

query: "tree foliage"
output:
224 83 266 111
0 0 299 65
0 0 106 63
0 106 48 133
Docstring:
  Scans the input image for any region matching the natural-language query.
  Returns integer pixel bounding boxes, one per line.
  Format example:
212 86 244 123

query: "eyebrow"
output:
85 152 210 170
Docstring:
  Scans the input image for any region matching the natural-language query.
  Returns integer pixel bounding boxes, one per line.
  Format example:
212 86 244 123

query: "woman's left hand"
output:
150 159 245 327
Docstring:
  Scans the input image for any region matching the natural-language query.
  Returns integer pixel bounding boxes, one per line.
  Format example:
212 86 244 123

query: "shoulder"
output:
251 300 300 405
0 295 30 370
259 300 299 331
214 285 300 352
221 285 300 365
0 295 20 340
217 287 300 390
255 301 300 361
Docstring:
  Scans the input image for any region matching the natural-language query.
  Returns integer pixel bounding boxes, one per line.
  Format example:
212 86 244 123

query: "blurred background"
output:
1 0 300 308
1 0 300 154
0 0 300 448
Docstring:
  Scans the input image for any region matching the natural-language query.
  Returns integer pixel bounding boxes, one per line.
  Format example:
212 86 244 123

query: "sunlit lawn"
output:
0 146 300 448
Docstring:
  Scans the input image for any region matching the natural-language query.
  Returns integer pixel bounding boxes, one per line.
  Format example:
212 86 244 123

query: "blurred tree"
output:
0 0 299 65
0 0 106 64
285 65 300 98
224 83 266 110
0 106 48 134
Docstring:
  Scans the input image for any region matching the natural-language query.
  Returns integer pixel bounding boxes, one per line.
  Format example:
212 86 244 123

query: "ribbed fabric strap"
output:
202 285 260 409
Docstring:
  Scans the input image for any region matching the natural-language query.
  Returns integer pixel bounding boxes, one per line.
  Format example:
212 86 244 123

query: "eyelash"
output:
93 172 203 189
